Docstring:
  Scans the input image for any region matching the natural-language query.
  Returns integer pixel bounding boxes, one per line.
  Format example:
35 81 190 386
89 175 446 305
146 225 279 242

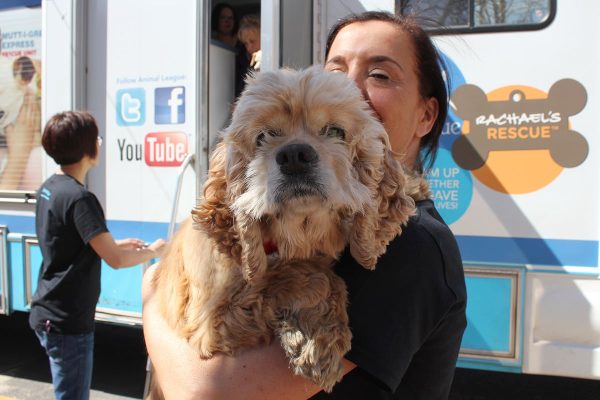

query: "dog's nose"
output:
276 143 318 175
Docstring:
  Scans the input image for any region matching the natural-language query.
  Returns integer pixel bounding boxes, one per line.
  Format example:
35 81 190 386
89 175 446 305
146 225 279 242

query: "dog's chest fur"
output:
261 205 352 261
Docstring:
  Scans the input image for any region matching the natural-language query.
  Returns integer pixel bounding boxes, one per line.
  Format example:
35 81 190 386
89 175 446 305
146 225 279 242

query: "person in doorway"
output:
211 2 239 48
211 3 250 98
29 111 166 400
238 14 261 71
142 11 466 399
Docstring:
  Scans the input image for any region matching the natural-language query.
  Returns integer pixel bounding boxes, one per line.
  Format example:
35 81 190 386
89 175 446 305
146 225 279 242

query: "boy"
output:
30 111 165 400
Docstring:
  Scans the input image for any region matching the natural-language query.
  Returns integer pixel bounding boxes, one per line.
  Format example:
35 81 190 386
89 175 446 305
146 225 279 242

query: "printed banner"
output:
105 0 197 223
0 7 42 191
427 50 596 247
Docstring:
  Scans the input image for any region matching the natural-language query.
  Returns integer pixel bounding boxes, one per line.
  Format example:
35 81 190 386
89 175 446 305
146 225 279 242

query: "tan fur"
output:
148 66 415 397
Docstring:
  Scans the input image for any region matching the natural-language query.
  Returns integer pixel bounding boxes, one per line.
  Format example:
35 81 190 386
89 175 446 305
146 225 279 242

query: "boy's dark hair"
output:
42 111 99 165
325 11 449 174
13 56 35 83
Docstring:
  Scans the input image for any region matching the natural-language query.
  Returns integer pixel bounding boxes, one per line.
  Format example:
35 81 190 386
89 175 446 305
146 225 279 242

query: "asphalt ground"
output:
0 312 146 400
2 311 600 399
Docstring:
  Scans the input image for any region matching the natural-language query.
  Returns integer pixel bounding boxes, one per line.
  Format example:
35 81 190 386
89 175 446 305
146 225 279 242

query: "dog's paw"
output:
279 321 351 392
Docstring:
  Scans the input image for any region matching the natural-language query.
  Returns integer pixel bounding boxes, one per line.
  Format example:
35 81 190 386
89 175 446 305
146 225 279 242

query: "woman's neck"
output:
59 158 92 185
217 32 236 47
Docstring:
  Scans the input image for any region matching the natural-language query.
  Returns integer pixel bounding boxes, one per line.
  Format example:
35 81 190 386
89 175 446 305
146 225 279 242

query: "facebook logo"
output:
116 88 145 126
155 86 185 124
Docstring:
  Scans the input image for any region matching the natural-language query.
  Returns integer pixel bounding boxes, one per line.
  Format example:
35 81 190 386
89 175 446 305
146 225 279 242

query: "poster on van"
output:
104 0 197 224
0 7 42 192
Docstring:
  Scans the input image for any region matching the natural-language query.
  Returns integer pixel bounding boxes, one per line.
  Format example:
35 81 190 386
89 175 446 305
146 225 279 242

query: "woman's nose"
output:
346 70 369 101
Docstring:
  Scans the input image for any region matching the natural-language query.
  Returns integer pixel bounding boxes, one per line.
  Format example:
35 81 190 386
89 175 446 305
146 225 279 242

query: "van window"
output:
398 0 554 33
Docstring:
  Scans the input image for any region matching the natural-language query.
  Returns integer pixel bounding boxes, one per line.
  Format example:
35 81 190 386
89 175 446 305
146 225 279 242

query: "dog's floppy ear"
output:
349 130 415 270
192 141 242 262
192 140 268 282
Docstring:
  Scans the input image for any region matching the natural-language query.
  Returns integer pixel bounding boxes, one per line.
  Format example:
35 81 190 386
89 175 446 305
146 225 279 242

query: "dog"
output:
148 66 415 396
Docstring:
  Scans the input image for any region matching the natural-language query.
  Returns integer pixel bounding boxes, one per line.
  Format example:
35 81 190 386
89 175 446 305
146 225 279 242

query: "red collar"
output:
263 240 278 255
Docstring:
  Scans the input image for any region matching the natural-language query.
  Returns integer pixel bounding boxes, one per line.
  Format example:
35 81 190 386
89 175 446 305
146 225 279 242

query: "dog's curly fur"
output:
149 66 417 396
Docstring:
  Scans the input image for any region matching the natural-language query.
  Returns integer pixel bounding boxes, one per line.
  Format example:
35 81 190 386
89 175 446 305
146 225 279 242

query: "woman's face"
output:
218 7 235 35
240 28 260 55
325 20 438 167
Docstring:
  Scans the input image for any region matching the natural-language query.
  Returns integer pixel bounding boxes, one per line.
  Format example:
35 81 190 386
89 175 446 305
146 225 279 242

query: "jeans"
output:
35 329 94 400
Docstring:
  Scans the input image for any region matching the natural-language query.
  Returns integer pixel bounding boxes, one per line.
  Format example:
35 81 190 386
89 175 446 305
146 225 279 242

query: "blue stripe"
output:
0 0 40 10
0 214 170 241
1 214 598 267
0 214 36 234
457 235 598 268
105 220 169 243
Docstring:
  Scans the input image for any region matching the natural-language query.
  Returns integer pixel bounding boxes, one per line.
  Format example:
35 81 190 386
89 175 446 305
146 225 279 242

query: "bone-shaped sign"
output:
451 79 589 170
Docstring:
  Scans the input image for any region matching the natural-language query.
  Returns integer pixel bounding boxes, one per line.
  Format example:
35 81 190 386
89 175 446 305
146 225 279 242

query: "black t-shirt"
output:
311 199 467 399
29 174 108 334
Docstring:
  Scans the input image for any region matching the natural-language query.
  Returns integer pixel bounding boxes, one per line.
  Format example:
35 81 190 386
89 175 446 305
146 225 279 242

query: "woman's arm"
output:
142 264 355 400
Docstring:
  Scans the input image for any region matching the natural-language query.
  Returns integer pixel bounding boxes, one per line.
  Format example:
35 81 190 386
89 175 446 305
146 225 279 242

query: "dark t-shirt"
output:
29 174 108 334
311 199 467 399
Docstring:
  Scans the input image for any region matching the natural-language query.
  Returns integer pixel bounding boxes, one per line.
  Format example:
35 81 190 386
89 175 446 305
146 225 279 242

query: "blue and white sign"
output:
116 88 145 126
155 86 185 124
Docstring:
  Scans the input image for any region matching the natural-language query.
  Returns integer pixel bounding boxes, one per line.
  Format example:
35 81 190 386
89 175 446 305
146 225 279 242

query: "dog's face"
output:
194 66 414 281
229 67 379 219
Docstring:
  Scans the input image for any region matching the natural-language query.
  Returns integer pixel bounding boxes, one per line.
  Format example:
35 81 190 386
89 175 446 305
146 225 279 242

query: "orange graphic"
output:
473 86 561 194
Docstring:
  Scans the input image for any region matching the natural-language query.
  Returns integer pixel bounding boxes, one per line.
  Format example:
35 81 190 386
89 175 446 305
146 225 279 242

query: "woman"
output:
143 11 466 399
211 3 239 48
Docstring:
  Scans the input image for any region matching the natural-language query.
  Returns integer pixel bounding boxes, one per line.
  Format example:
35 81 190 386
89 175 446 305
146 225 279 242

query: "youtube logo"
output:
144 132 188 167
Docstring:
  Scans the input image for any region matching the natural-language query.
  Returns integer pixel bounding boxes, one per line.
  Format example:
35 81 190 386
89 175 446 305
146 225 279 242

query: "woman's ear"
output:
417 97 439 138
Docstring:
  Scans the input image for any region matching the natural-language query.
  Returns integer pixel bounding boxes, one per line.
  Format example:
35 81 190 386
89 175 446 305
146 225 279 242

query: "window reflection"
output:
400 0 550 29
474 0 550 26
400 0 469 27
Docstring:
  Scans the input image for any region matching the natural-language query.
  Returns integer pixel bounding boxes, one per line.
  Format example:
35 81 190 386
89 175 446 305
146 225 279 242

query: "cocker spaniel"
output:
149 66 415 396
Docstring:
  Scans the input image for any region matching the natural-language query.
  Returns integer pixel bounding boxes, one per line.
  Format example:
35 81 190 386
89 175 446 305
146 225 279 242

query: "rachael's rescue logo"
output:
451 79 589 194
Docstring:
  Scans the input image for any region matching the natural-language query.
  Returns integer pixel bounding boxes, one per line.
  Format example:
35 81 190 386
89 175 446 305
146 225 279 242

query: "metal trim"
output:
0 226 9 315
261 0 281 71
168 153 195 239
459 266 523 363
95 307 142 326
22 236 38 308
195 0 210 199
71 0 88 110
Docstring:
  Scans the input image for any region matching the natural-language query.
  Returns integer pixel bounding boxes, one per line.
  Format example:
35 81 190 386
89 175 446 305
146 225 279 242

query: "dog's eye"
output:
256 129 281 147
321 125 345 140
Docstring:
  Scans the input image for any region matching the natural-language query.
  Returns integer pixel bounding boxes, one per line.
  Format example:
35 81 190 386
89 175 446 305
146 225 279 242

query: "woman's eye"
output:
369 71 389 80
321 125 345 140
256 129 280 147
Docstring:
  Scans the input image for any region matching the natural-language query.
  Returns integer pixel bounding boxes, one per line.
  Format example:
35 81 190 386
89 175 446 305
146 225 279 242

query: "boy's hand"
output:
147 239 167 257
116 238 146 250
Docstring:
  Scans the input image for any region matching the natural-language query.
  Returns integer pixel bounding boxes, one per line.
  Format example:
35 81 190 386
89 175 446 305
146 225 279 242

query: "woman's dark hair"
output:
42 111 99 165
325 11 448 173
211 3 238 35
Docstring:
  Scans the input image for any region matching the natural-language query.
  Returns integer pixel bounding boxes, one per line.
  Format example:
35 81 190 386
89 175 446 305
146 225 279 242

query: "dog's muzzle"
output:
274 143 324 202
276 143 318 175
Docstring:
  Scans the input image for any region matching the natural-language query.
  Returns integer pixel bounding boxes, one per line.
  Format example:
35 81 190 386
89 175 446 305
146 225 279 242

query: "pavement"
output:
3 310 600 399
0 312 147 400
